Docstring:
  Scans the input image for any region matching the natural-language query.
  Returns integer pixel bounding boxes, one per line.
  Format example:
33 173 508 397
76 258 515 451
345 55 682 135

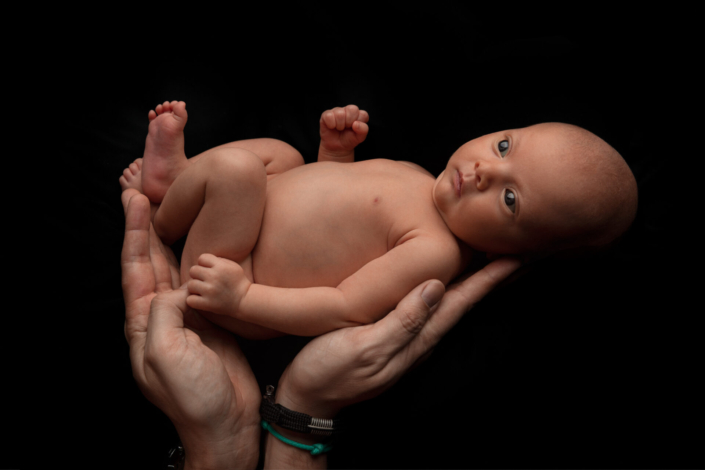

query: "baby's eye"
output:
504 189 516 213
498 140 510 157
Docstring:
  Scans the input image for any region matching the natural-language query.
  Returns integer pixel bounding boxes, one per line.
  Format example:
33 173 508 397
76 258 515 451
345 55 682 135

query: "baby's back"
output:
253 159 462 288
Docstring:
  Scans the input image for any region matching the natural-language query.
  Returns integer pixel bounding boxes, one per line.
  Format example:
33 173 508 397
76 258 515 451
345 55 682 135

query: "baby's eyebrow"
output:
507 131 521 154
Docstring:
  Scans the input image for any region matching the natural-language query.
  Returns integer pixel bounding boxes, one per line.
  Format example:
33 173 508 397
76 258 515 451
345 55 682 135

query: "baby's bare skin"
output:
122 101 638 339
121 103 468 339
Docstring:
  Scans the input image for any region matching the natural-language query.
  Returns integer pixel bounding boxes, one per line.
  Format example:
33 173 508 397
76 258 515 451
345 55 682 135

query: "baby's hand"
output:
318 104 369 161
186 254 251 317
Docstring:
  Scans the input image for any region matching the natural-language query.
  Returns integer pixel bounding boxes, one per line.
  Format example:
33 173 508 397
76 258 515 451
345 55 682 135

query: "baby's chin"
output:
431 170 445 212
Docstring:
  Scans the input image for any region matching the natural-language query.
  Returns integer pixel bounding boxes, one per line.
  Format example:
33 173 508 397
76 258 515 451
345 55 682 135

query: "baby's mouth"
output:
454 171 463 197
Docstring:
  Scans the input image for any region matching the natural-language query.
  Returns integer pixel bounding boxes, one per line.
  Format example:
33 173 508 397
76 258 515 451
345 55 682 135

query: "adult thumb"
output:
375 279 446 350
421 280 445 310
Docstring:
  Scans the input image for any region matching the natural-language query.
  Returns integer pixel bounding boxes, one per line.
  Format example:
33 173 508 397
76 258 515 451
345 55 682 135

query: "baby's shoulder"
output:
364 158 435 179
393 222 468 284
396 161 435 178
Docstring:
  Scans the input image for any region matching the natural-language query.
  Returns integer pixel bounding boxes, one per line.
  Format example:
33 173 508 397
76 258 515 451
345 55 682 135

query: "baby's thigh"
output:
180 148 267 283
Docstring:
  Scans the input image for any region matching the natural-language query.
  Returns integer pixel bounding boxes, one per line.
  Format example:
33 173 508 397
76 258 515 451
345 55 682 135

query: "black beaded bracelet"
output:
259 385 344 436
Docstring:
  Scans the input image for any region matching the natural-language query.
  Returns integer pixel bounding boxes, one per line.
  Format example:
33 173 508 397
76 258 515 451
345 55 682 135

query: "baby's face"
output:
433 124 598 254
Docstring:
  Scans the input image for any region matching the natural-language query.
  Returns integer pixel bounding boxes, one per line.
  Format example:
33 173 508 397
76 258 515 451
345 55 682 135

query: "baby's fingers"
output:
353 121 369 138
356 109 369 124
197 253 218 268
187 278 209 296
343 104 362 129
321 110 337 130
189 264 209 281
186 294 211 312
321 105 364 131
339 122 369 149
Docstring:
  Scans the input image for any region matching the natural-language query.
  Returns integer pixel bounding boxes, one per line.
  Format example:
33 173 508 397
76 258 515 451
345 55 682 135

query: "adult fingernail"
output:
421 281 444 308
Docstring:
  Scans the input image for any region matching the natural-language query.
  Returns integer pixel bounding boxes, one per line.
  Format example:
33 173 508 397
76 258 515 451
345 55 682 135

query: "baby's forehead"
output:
501 124 584 162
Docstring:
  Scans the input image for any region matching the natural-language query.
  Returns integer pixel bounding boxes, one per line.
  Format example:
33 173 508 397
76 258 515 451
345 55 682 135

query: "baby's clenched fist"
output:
186 253 251 317
319 104 369 161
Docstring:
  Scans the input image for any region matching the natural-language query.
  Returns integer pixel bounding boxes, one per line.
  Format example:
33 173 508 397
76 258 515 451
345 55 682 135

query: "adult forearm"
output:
238 284 360 336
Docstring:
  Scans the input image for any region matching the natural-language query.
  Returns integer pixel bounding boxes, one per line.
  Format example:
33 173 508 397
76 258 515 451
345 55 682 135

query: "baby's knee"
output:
262 138 304 165
204 148 267 183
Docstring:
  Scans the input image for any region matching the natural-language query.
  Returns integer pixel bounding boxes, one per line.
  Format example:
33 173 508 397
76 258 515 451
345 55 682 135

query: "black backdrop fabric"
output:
25 4 701 469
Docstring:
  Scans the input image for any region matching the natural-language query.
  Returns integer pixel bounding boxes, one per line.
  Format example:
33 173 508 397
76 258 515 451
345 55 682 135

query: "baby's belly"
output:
250 162 392 288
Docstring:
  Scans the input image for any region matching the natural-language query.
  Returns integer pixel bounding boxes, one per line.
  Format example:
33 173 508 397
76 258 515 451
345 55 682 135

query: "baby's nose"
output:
475 161 490 191
475 159 506 191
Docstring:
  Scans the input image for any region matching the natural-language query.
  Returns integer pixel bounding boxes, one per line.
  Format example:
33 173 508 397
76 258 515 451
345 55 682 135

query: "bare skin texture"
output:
120 188 521 469
121 101 637 339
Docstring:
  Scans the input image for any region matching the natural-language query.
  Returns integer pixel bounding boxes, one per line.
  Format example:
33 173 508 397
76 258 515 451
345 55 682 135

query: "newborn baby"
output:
120 101 637 339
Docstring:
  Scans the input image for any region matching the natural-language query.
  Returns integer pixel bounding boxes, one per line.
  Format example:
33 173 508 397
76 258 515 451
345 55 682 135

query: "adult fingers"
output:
121 188 140 215
153 231 181 290
121 193 155 382
370 280 445 358
149 224 175 293
147 289 189 345
121 194 156 309
446 257 522 314
416 257 522 348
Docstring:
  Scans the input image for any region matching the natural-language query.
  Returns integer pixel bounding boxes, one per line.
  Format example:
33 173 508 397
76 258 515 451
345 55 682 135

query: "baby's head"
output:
432 122 638 259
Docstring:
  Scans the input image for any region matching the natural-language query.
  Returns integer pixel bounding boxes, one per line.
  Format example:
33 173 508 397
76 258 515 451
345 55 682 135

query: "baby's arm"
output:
318 105 369 163
186 235 464 336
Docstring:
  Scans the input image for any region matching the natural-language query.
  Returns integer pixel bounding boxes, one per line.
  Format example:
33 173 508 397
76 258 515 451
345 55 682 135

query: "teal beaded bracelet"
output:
261 420 333 455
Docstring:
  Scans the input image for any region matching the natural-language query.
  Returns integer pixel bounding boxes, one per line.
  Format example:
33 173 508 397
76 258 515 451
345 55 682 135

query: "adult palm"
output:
121 190 260 468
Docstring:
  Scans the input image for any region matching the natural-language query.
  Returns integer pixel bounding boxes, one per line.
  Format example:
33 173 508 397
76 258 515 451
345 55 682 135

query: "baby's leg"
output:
153 147 266 260
159 148 284 339
141 100 303 203
141 101 189 203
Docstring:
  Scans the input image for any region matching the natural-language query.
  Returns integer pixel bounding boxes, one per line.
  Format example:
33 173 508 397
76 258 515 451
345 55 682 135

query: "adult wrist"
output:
274 379 343 421
177 421 260 470
262 385 334 469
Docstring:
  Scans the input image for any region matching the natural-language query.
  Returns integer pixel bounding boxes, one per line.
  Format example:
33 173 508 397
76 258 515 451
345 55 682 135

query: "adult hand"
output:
264 257 521 468
121 189 261 470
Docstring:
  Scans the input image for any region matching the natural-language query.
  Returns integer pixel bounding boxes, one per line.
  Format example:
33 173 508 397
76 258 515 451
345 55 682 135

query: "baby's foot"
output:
119 158 160 220
119 158 144 193
142 101 189 203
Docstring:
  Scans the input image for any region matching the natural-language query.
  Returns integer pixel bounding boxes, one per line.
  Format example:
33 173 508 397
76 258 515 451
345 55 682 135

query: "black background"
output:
20 3 702 469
